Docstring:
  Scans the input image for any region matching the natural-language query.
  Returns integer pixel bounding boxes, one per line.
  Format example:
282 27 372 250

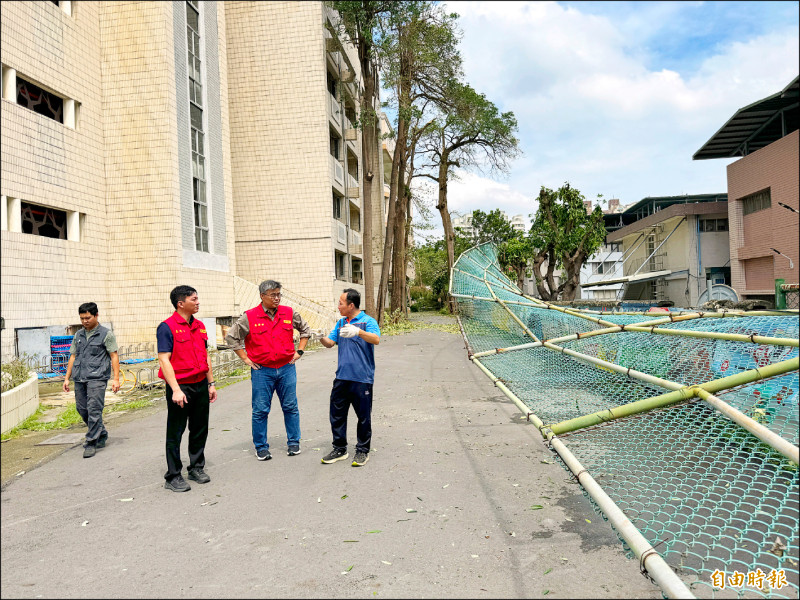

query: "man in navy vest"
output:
225 280 311 461
319 288 380 467
63 302 120 458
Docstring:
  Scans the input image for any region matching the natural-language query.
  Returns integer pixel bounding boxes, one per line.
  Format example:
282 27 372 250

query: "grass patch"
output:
0 403 84 441
106 396 159 413
381 310 459 337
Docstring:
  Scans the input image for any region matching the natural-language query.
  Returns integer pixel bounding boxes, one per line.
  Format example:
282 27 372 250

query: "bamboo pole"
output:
550 357 800 435
471 342 542 358
543 341 683 391
694 387 799 463
545 435 696 599
620 325 798 347
471 355 695 599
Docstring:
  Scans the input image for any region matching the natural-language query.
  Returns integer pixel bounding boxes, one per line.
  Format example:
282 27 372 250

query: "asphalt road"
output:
1 325 662 598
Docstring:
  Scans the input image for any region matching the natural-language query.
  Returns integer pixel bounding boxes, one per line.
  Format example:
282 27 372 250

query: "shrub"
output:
1 357 33 393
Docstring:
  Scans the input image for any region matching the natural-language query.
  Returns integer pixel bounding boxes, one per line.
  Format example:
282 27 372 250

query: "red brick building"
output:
694 76 799 304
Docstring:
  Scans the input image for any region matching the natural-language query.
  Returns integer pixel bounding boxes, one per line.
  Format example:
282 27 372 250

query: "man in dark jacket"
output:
63 302 120 458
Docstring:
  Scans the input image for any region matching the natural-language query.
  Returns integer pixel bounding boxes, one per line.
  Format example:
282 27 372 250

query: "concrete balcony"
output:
333 219 347 247
330 154 344 187
347 173 360 200
329 94 341 127
344 116 358 142
350 229 362 255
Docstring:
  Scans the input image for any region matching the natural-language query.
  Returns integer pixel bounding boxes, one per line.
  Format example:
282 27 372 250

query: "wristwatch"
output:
297 349 304 356
208 381 216 387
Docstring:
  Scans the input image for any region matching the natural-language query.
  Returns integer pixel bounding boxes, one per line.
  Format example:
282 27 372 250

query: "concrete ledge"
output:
1 372 39 434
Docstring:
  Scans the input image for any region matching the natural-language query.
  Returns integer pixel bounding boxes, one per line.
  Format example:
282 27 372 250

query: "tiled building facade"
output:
0 1 386 359
694 76 799 303
727 130 799 298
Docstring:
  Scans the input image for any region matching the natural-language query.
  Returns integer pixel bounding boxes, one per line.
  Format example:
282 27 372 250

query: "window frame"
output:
741 189 771 216
186 0 209 253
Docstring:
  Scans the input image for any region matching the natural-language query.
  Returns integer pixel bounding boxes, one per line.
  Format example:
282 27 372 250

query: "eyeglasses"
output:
264 293 282 299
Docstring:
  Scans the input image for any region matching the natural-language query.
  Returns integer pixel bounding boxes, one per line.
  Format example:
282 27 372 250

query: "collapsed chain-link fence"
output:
451 243 799 599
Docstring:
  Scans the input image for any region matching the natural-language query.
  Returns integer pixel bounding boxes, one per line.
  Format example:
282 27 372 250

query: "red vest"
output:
244 304 295 368
157 312 209 383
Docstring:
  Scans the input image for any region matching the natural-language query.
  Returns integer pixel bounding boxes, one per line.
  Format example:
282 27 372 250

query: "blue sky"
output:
410 1 799 238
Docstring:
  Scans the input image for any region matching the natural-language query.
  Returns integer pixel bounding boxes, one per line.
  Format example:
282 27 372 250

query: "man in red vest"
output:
157 285 217 492
225 280 311 460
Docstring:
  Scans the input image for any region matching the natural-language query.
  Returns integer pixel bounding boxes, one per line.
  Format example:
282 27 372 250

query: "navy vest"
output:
72 325 112 381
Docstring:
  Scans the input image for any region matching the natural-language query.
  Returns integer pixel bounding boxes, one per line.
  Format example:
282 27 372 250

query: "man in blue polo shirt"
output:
319 288 380 467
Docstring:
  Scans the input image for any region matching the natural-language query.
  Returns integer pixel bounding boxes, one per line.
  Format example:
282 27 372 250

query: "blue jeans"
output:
251 363 300 451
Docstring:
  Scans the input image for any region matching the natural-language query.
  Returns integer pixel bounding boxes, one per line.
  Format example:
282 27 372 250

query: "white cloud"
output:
419 0 799 236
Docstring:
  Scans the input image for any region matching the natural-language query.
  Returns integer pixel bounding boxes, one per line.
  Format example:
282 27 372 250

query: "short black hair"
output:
170 285 197 309
78 302 98 316
343 288 360 309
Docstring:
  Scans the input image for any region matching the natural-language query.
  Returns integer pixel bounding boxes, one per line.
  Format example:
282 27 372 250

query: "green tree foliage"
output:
466 209 518 245
459 209 533 290
419 83 520 311
530 183 607 301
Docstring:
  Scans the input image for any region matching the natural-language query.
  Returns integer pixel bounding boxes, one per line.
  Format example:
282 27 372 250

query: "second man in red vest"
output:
226 280 311 460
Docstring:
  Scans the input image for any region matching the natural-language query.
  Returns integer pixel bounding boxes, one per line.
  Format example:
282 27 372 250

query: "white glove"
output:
310 329 324 341
338 324 359 338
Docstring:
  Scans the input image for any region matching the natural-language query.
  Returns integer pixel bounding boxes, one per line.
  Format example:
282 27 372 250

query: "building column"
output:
67 210 80 241
1 196 7 231
63 98 75 129
2 67 16 102
8 197 22 232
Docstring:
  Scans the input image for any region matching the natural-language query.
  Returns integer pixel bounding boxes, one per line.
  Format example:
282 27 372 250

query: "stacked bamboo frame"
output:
450 243 800 600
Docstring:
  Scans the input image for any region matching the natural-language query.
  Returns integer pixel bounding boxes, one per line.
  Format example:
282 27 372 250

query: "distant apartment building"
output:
601 195 730 306
0 1 384 359
579 199 626 300
693 76 799 304
453 210 527 240
509 214 526 234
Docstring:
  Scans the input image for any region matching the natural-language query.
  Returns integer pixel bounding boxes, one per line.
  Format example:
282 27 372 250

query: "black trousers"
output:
164 380 209 481
329 378 373 454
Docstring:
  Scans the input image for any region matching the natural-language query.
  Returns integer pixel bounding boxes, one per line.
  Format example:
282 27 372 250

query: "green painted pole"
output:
550 356 800 435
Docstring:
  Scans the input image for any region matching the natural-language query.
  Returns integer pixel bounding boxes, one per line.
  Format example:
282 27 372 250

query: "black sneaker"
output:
165 475 191 492
83 444 96 459
188 468 210 484
321 448 348 464
97 434 108 449
352 451 369 467
287 445 301 456
256 448 272 461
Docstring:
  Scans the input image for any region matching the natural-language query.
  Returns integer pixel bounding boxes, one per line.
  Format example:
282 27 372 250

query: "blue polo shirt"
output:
328 311 381 384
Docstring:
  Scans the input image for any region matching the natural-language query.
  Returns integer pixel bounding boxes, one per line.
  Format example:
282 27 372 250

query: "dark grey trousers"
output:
74 380 108 446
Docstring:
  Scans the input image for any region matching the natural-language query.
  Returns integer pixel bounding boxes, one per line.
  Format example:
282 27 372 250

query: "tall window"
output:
187 1 208 252
333 193 342 219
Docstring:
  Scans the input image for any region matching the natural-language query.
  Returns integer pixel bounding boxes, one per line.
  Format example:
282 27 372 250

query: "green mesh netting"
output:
452 243 799 599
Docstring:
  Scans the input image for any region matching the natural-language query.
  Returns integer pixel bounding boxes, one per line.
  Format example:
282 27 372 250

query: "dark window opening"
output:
21 202 67 239
327 71 337 97
16 77 63 123
50 0 59 5
333 194 342 219
700 218 729 232
741 189 771 216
